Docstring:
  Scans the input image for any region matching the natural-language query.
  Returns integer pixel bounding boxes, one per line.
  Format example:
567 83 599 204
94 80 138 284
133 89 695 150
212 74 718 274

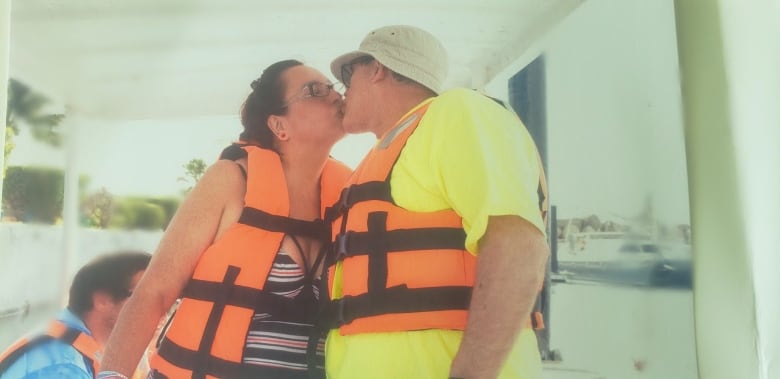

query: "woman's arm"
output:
99 160 246 376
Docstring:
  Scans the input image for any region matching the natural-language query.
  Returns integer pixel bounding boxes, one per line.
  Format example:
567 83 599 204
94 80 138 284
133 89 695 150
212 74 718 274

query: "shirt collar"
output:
57 308 92 336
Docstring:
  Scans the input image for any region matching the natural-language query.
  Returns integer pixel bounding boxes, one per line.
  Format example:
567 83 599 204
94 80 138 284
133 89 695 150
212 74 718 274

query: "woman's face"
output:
276 65 345 149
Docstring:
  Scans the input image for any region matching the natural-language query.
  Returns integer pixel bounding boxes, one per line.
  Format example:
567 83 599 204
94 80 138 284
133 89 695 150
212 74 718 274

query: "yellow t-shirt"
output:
326 88 546 379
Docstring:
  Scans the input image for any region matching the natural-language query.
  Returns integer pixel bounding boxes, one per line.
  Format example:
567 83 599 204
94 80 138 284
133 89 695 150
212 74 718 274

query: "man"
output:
323 25 550 378
0 251 151 379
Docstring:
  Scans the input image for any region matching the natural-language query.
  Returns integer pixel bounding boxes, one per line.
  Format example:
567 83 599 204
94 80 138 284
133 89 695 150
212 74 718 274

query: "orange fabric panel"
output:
230 231 283 289
320 159 354 216
340 256 369 296
71 333 101 373
210 306 254 362
339 250 475 295
386 250 475 288
244 147 289 214
164 299 209 350
0 337 28 362
343 202 463 232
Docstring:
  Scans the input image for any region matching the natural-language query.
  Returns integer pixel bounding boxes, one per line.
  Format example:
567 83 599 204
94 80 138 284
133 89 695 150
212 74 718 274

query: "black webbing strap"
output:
181 279 306 323
191 266 239 379
239 207 329 241
333 227 467 260
324 181 393 222
323 285 472 328
366 212 389 295
156 337 250 379
218 143 249 161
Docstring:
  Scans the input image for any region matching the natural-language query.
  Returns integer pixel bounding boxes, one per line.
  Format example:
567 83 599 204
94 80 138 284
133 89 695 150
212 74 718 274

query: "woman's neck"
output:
278 147 329 219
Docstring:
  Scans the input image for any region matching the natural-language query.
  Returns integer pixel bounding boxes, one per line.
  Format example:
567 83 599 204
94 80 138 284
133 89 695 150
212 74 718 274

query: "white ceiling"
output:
9 0 583 120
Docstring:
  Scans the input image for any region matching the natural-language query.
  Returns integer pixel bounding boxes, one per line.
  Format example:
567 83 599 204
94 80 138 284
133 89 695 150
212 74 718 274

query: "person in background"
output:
322 25 550 379
0 251 151 379
98 59 351 379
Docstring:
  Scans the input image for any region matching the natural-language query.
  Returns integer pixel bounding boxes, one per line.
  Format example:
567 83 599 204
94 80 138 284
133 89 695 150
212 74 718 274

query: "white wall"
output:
0 223 162 310
485 0 689 227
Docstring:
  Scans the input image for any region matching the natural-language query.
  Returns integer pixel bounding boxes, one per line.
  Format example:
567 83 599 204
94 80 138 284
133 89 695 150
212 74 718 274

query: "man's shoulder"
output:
431 88 482 105
426 88 509 120
0 339 91 379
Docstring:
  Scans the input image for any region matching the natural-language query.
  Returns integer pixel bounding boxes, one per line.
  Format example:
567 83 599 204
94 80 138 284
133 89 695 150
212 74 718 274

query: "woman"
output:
98 60 351 379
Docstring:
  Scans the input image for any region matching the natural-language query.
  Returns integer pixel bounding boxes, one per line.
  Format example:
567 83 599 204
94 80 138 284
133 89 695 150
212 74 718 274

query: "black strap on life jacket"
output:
0 327 95 376
218 143 250 161
220 142 332 241
327 211 471 329
323 181 393 223
239 207 330 241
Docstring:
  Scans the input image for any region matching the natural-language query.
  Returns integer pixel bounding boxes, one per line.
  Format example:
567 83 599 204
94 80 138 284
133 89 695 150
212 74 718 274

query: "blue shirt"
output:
0 309 94 379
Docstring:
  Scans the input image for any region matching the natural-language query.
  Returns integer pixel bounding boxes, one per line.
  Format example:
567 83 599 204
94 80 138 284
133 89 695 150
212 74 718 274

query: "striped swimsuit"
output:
241 238 325 378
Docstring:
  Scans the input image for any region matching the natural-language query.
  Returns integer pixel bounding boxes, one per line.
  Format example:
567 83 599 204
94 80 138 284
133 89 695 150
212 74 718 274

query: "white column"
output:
718 2 780 378
60 110 81 302
0 0 11 219
674 1 779 378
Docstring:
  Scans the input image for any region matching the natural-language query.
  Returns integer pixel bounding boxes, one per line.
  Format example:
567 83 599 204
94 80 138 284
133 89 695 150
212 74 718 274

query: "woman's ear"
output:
267 115 289 141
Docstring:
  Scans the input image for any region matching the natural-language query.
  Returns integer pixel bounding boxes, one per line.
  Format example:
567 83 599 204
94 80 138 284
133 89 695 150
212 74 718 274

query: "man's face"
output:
105 270 144 328
341 57 377 135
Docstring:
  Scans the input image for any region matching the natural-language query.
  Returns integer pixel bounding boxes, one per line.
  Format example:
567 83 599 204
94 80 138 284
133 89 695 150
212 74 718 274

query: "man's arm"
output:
449 215 549 379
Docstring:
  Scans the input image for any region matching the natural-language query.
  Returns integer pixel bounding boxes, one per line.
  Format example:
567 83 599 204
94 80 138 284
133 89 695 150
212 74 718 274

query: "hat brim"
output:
330 51 372 84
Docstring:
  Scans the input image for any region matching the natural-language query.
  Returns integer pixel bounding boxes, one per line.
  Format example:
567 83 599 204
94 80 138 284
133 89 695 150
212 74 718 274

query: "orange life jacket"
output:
324 101 548 335
149 145 351 379
0 320 101 377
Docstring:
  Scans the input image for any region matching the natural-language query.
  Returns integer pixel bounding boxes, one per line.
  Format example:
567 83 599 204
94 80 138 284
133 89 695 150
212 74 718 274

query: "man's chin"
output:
343 121 365 135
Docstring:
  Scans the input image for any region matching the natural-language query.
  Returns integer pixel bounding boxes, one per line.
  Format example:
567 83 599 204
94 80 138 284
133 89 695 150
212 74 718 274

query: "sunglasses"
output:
341 56 375 88
282 81 344 108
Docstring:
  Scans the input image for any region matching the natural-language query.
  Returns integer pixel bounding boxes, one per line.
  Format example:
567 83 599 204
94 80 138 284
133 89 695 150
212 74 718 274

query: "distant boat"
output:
556 232 692 287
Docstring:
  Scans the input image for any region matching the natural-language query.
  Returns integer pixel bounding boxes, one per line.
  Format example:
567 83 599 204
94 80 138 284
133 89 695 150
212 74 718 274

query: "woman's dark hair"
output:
67 251 152 317
239 59 303 149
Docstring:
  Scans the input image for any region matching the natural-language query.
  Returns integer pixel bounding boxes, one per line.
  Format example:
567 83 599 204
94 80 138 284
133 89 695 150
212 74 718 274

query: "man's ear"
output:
91 291 114 311
267 115 289 141
371 61 389 84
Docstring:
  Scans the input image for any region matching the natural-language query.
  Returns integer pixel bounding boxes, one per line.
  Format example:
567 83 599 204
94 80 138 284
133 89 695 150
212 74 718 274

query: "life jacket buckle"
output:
331 298 350 327
334 231 352 260
336 187 352 213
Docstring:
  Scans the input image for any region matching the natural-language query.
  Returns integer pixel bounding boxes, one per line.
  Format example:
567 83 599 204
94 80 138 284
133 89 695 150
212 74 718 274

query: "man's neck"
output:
81 313 108 346
373 88 434 138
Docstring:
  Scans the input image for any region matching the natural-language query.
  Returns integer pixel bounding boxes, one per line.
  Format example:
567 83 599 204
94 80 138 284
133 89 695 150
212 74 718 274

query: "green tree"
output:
105 196 179 230
2 166 91 223
178 158 207 193
81 187 114 228
4 78 65 175
2 166 64 223
3 126 14 175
